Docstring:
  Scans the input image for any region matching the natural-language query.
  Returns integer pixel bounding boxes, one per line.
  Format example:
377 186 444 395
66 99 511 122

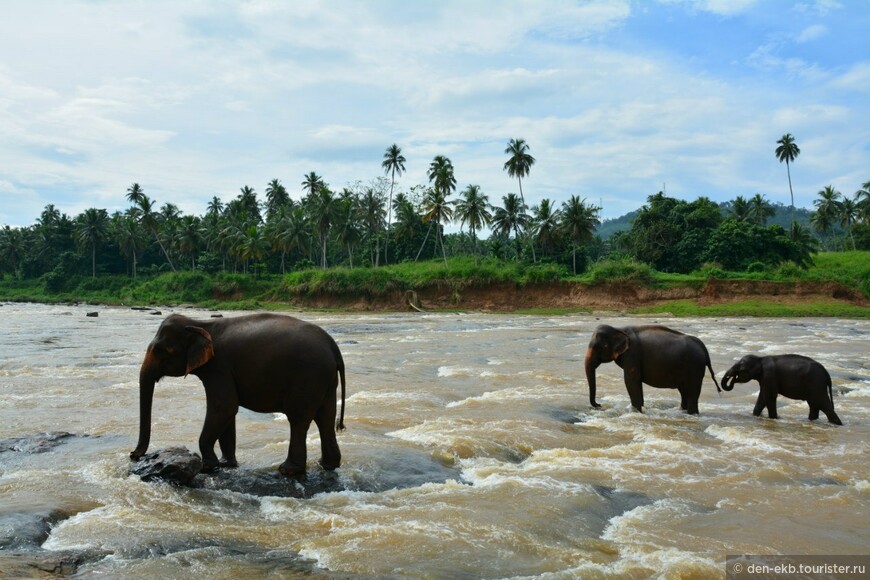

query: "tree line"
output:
1 137 868 285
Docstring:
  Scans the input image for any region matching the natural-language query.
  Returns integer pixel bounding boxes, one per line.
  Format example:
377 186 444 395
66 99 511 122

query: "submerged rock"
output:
130 447 203 485
0 432 79 454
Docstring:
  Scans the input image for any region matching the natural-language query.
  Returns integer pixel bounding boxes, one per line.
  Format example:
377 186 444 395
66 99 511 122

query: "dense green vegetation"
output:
1 138 867 316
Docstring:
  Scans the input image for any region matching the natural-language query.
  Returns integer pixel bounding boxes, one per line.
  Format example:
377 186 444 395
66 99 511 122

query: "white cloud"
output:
795 24 827 43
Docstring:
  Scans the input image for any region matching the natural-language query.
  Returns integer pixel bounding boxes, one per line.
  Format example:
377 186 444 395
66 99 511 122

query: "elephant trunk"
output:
585 347 602 408
721 369 735 391
131 350 157 460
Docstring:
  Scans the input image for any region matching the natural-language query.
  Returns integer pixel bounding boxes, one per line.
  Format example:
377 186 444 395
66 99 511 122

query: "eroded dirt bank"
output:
280 279 870 312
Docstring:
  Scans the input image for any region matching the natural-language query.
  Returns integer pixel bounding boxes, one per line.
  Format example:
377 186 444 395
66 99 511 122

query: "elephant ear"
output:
612 330 630 361
184 326 214 376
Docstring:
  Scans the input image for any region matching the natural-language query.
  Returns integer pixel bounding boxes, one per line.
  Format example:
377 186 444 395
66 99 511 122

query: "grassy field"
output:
0 252 867 317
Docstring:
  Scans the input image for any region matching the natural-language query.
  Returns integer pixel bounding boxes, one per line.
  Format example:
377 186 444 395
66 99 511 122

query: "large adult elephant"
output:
585 324 720 413
130 313 346 476
722 354 842 425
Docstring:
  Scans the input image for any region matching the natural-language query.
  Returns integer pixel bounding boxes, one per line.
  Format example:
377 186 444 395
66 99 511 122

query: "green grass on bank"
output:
0 252 867 317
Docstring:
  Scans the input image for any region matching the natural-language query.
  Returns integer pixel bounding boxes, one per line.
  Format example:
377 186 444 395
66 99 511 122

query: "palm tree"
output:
137 195 176 272
334 189 362 268
265 178 289 220
855 181 870 224
729 196 752 222
113 214 146 278
749 193 776 226
177 215 202 270
382 144 406 264
75 208 109 277
126 183 145 206
812 185 842 237
503 138 535 208
417 186 454 265
206 196 224 217
455 184 492 259
559 195 600 274
236 186 261 225
309 184 337 268
491 193 530 261
427 155 456 199
838 194 859 250
531 198 560 259
775 133 800 221
0 225 26 276
302 172 324 199
359 187 386 266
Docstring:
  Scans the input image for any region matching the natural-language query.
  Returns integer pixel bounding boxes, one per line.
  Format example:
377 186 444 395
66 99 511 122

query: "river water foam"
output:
1 303 867 577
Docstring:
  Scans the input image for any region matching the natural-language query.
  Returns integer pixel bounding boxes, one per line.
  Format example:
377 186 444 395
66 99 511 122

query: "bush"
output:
585 258 653 285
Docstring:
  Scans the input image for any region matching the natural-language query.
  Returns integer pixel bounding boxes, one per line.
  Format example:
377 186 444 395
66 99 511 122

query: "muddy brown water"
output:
0 303 867 577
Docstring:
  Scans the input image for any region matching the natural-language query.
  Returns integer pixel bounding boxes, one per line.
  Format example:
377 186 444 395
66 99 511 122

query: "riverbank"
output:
1 254 868 318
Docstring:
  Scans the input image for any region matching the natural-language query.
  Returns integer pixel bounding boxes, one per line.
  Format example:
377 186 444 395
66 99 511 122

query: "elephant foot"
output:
200 458 220 474
130 449 146 461
278 461 306 478
591 402 602 409
219 458 239 469
319 457 341 471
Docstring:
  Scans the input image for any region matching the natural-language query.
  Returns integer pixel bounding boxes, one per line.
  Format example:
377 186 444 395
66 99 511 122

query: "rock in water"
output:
130 447 203 485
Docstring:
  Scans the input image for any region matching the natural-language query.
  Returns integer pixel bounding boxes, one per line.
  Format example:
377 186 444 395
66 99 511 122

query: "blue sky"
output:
1 0 867 229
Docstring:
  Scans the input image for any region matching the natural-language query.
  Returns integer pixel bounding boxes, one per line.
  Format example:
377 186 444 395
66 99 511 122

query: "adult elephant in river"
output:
585 324 720 414
722 354 842 425
130 313 346 476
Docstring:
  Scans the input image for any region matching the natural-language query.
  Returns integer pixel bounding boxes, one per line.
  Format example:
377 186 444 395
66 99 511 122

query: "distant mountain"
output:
595 202 814 240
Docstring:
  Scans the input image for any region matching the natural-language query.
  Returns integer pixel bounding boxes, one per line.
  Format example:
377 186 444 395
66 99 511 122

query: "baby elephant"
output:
722 354 842 425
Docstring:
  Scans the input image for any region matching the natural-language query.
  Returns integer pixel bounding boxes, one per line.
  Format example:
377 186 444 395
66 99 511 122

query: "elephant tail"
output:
703 347 721 394
337 361 347 431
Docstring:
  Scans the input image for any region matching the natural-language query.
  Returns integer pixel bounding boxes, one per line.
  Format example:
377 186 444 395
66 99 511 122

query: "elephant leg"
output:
765 389 779 419
808 403 820 421
679 388 688 411
314 405 341 471
752 391 765 417
279 419 311 477
218 420 239 468
815 396 843 425
199 409 235 472
624 369 644 412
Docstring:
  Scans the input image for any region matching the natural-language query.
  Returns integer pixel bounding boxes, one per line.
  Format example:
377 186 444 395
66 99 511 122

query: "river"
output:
0 303 867 578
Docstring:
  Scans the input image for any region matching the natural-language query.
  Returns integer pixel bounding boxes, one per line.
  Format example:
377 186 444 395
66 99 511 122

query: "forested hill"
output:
596 202 814 240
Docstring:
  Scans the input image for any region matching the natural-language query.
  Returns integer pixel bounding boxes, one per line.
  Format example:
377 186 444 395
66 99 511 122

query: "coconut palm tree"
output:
0 225 26 276
309 184 337 268
417 186 454 266
177 215 202 270
358 187 386 266
748 193 775 225
137 195 176 272
531 198 560 259
265 178 289 220
335 189 362 268
382 144 406 264
812 185 842 237
775 133 800 221
113 213 147 278
206 196 224 217
455 184 492 259
838 195 859 250
126 183 145 206
559 195 600 274
856 181 870 224
302 172 324 199
503 138 535 208
729 196 752 222
75 208 110 277
491 193 530 261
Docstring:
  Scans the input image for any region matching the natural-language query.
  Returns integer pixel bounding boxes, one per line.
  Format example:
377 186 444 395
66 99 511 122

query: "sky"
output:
1 0 868 229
